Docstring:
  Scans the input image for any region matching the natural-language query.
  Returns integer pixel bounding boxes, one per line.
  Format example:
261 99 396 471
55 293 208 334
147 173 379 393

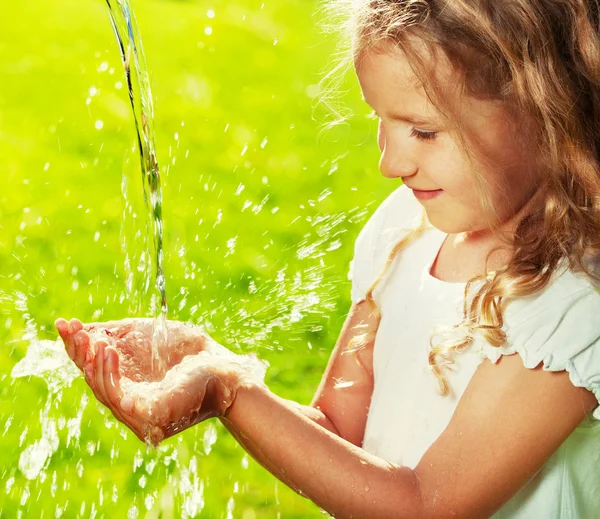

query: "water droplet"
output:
207 9 215 18
140 493 153 510
204 26 213 36
203 423 218 454
94 120 104 130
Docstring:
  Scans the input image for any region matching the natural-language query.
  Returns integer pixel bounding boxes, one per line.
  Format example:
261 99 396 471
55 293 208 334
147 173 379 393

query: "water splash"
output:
11 293 87 481
105 0 169 379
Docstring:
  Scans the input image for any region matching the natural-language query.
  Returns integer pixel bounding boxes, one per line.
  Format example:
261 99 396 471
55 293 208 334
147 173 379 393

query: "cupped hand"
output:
55 317 219 383
87 339 247 444
55 316 268 445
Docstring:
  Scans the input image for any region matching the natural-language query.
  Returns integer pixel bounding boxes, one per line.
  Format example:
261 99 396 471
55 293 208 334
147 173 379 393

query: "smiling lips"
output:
411 188 443 200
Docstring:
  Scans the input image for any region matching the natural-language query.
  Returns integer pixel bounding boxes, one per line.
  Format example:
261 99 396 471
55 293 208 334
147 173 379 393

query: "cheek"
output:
427 146 476 195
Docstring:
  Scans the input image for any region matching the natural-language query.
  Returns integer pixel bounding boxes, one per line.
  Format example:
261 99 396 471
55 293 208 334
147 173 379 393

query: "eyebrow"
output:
387 112 435 126
362 98 438 126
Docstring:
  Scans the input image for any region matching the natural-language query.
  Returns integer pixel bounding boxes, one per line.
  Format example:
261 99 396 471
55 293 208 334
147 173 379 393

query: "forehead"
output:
354 41 534 160
356 45 423 92
355 44 456 105
355 42 460 119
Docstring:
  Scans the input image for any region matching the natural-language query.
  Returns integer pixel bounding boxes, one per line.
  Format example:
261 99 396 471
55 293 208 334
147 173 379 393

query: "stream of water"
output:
3 1 356 515
106 0 169 379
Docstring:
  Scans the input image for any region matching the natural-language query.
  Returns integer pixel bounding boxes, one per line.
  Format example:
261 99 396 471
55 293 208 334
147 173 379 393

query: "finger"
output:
57 323 78 374
57 317 80 361
104 348 147 439
94 340 110 407
102 348 129 426
70 318 84 334
55 318 69 340
84 339 108 407
69 319 84 353
64 318 84 361
87 343 146 443
73 330 91 372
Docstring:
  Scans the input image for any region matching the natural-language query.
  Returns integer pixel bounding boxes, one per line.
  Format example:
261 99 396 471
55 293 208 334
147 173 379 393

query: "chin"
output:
425 212 464 234
427 213 496 239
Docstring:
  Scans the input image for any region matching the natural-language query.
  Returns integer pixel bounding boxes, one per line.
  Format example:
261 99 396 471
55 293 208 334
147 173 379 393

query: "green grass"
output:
0 0 394 516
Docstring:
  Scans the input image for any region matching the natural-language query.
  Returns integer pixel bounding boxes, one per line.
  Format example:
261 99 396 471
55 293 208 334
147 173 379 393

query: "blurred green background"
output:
0 0 394 517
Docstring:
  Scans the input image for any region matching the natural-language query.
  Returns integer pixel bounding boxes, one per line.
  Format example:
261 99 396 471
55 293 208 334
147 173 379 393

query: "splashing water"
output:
2 0 370 516
106 0 169 379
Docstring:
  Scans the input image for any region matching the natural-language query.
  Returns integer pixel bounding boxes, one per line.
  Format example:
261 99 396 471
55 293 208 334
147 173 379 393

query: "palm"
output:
98 326 162 383
56 317 212 383
56 316 267 445
120 352 237 444
56 316 241 444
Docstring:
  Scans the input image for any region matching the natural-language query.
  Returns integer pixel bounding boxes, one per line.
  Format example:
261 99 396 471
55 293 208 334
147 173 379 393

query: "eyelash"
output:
410 128 438 142
367 110 438 142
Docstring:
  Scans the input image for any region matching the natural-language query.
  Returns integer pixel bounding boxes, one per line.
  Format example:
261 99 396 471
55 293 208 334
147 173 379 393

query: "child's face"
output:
355 43 539 238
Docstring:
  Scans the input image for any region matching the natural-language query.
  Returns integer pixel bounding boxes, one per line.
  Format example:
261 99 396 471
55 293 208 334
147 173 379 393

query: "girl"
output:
56 1 600 517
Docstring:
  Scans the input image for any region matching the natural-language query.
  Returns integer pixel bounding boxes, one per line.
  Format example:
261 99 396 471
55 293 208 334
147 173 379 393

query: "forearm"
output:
220 398 341 494
219 383 422 519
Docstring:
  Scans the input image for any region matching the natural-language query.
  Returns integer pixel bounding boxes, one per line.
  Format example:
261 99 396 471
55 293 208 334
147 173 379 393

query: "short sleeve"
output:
348 184 424 305
477 279 600 421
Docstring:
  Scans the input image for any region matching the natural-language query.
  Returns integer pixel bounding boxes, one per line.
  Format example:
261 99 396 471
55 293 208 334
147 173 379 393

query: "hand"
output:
55 317 268 445
55 317 218 383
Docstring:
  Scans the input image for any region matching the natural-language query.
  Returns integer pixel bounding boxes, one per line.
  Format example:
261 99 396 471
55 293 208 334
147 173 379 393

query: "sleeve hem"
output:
481 346 600 422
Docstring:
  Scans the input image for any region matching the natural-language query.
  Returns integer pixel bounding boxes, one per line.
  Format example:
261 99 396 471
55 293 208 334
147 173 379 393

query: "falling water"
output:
105 0 169 378
3 0 363 515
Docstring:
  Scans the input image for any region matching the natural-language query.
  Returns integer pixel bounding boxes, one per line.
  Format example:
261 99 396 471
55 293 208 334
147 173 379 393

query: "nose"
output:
377 120 418 179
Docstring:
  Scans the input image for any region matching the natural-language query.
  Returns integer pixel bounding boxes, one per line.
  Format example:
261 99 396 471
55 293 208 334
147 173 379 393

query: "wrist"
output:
222 362 268 419
222 375 267 421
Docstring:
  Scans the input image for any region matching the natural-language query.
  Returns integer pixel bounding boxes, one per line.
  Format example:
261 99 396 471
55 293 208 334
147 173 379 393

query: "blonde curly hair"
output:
318 0 600 396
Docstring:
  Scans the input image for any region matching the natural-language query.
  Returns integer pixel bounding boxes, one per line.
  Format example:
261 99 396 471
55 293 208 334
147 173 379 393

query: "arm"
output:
281 299 378 443
220 350 597 519
309 299 378 446
219 383 420 518
64 308 598 518
220 299 380 496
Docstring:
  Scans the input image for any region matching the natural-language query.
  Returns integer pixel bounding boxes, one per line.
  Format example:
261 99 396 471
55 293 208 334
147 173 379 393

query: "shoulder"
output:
477 265 600 420
502 263 600 327
497 265 600 342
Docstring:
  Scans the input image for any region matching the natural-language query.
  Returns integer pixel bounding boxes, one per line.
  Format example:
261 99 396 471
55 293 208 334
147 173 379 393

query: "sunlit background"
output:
0 0 394 516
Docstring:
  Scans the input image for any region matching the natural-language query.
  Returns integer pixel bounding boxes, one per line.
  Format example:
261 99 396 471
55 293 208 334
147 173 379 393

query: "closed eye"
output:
410 128 438 142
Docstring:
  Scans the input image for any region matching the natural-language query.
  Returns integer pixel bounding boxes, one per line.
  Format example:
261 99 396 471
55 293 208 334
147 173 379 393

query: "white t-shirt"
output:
348 183 600 518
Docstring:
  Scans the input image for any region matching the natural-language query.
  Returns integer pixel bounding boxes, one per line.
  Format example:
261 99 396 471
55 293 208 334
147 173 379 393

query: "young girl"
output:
56 0 600 517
